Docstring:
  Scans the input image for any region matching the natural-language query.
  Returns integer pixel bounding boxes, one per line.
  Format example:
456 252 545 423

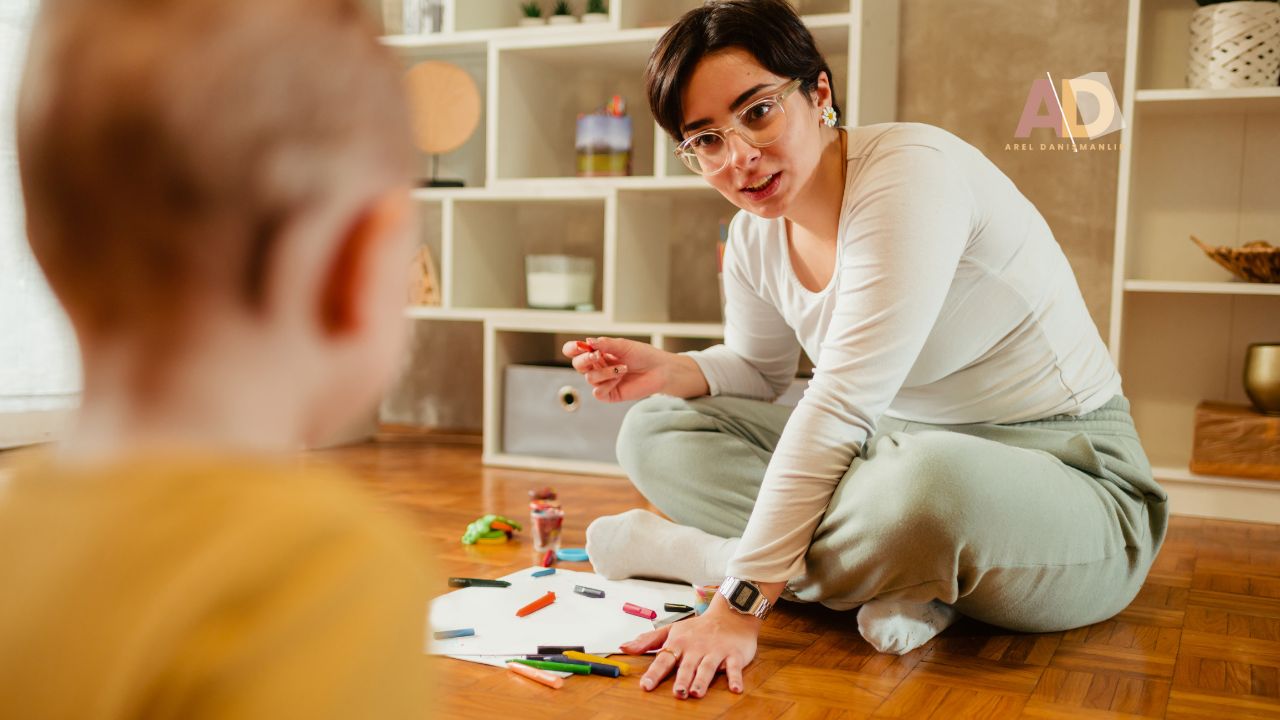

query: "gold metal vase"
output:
1244 343 1280 416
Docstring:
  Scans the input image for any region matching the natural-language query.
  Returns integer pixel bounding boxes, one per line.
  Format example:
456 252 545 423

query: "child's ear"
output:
319 190 409 337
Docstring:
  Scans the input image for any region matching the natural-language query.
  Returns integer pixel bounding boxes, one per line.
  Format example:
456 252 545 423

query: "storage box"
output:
1190 401 1280 481
503 364 636 463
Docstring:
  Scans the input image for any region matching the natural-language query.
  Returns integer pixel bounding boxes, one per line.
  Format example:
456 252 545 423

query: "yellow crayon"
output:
564 650 632 676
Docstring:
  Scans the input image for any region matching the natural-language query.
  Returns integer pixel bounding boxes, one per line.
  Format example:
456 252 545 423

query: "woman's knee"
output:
615 395 700 498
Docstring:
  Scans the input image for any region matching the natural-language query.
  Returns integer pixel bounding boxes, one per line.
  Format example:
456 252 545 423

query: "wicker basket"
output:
1191 235 1280 283
1187 1 1280 89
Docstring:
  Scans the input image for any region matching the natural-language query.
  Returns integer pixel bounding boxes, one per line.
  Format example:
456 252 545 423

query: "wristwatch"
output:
718 577 773 620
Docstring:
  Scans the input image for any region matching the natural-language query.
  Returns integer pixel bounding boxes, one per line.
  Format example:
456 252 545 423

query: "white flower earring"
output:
821 106 838 128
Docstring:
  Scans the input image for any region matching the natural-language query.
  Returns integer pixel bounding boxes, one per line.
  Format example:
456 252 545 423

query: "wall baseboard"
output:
0 408 75 449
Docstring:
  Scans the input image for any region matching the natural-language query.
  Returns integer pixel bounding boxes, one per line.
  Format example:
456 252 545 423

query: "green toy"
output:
461 514 524 544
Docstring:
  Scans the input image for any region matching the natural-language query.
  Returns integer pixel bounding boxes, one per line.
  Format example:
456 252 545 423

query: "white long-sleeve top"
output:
686 122 1122 583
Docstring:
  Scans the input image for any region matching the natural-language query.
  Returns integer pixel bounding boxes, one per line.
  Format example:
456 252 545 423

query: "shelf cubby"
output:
491 34 658 182
452 1 618 34
613 188 733 324
450 195 608 312
413 198 447 305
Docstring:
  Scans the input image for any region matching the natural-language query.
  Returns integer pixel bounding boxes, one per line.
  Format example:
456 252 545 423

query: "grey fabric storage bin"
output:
503 364 636 463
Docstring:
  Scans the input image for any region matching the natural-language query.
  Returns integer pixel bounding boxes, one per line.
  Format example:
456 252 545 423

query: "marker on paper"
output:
537 645 585 655
664 603 694 613
506 661 564 690
653 610 695 629
509 658 591 675
623 602 657 620
448 577 511 588
432 628 476 640
516 591 556 617
564 651 632 676
531 567 556 577
574 585 605 598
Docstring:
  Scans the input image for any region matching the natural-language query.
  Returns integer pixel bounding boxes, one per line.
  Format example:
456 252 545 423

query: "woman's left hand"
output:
618 601 760 699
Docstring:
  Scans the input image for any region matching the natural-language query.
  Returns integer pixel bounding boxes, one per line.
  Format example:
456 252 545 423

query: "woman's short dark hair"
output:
645 0 840 141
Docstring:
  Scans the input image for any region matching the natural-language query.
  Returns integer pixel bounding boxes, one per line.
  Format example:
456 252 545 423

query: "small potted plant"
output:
548 0 578 25
582 0 609 23
518 1 545 26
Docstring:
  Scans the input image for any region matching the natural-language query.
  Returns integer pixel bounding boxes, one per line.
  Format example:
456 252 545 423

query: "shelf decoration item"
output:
519 2 546 26
401 0 444 34
409 246 442 306
1244 343 1280 415
525 255 595 310
1190 235 1280 283
582 0 609 23
404 61 481 188
1191 401 1280 480
549 0 579 25
1186 0 1280 89
576 95 631 177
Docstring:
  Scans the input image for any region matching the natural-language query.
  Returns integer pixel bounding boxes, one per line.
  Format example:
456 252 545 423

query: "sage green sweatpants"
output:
615 394 1169 633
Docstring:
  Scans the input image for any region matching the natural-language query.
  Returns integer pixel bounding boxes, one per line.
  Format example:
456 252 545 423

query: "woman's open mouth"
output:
741 172 782 201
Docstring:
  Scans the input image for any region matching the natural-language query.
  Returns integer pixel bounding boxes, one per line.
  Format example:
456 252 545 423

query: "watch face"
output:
730 582 759 610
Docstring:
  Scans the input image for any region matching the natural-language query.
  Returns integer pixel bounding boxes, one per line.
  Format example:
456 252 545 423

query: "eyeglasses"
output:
674 79 803 176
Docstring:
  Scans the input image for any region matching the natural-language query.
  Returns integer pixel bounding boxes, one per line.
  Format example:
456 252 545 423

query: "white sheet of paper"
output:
426 567 696 660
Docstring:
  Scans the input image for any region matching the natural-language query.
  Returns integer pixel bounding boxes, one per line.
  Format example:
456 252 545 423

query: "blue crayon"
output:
532 567 556 577
433 628 475 640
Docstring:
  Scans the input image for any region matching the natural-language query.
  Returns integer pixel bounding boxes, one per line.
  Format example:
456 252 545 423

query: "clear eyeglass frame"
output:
673 78 804 176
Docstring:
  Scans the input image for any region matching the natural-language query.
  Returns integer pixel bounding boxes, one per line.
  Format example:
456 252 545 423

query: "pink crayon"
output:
623 602 657 620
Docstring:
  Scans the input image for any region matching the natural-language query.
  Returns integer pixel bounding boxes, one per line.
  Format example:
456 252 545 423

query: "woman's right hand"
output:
562 337 672 403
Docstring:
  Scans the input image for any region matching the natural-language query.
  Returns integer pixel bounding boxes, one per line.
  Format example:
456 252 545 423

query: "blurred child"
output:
0 0 432 716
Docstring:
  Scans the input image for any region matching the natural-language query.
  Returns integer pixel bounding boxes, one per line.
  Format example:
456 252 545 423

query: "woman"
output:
564 0 1167 701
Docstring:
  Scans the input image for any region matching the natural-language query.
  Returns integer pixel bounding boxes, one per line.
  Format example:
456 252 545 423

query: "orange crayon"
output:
516 591 556 617
506 661 564 689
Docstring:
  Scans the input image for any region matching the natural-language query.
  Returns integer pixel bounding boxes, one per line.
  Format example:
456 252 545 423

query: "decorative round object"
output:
1187 1 1280 89
403 61 481 156
1244 343 1280 416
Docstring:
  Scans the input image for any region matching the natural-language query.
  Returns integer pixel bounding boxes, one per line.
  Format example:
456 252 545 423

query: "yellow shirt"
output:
0 453 431 719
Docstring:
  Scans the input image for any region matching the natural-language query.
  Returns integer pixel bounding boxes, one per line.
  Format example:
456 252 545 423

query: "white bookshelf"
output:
1110 0 1280 521
370 0 898 474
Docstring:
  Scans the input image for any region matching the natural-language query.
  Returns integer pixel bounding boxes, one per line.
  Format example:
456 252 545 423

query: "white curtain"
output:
0 0 80 436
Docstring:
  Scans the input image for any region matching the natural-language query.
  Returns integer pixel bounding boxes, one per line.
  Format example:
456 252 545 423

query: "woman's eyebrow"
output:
681 83 772 134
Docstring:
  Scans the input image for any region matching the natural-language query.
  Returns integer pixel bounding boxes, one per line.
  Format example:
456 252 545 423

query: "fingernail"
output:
640 679 653 691
675 687 686 698
731 685 742 693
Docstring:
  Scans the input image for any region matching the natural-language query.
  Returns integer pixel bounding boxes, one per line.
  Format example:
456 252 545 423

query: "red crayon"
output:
575 340 595 353
540 549 556 567
623 602 657 620
517 591 556 618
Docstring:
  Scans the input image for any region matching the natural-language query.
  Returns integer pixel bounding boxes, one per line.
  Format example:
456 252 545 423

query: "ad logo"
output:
1009 72 1124 152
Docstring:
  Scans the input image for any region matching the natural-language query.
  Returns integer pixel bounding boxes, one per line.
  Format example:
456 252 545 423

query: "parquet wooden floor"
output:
319 442 1280 720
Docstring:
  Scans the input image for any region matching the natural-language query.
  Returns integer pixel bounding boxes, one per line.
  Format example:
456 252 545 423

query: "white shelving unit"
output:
369 0 899 474
1110 0 1280 522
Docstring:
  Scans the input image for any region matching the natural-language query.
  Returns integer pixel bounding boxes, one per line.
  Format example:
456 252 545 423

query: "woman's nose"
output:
726 130 760 170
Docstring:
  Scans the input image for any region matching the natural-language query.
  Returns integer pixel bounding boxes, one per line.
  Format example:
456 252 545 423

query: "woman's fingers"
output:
639 650 679 692
671 651 702 699
585 365 627 385
724 655 746 694
689 655 722 698
620 625 670 655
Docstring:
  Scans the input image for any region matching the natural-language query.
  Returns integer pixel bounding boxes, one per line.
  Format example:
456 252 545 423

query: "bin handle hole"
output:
557 385 581 413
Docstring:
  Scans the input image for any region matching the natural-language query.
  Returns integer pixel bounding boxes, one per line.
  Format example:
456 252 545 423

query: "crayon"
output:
663 603 694 613
450 573 509 586
623 602 657 620
574 585 605 598
542 655 621 678
537 645 585 655
509 658 591 675
540 549 556 567
506 661 563 690
432 628 476 640
576 340 595 353
564 651 632 676
516 591 556 617
531 567 556 577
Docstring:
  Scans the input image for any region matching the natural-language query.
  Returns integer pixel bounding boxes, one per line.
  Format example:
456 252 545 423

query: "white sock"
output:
857 598 958 655
585 509 738 586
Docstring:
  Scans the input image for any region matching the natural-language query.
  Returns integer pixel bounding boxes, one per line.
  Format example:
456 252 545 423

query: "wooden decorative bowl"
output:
1191 235 1280 283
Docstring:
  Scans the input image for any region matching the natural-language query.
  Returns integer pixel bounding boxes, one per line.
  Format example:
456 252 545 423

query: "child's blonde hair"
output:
17 0 412 335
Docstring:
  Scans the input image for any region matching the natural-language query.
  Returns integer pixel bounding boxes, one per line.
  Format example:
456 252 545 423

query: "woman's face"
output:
679 48 831 219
